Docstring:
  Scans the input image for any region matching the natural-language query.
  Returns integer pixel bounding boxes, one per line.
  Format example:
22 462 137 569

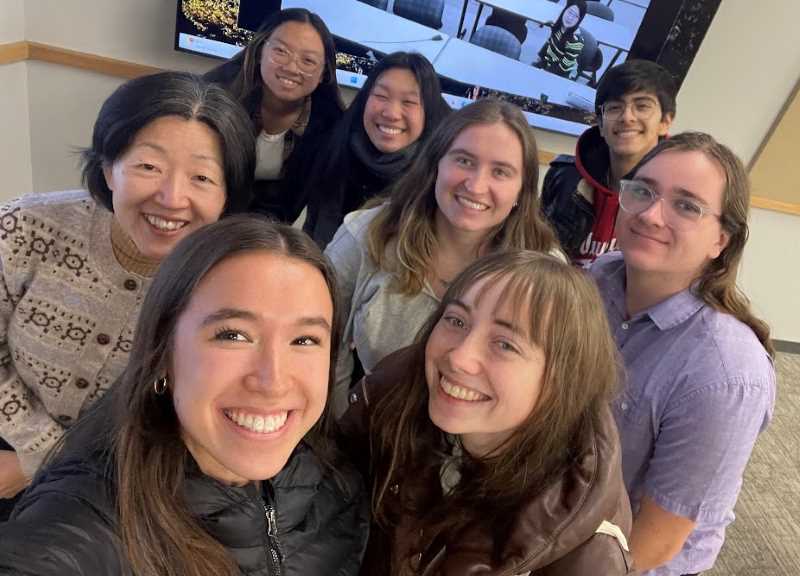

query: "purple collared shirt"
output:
590 253 775 576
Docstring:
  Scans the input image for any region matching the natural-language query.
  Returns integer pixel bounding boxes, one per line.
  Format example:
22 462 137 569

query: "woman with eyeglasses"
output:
534 0 587 80
591 132 775 575
205 8 345 223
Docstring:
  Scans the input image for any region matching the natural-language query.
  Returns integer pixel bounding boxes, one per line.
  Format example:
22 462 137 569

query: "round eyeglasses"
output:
601 98 659 121
618 179 722 227
264 42 322 76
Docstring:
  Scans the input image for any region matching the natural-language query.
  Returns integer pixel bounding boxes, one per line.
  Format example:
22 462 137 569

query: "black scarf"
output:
349 128 419 180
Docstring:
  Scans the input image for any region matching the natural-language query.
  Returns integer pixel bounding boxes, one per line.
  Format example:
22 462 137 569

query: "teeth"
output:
145 214 187 231
225 409 289 434
456 195 489 211
440 377 487 402
377 125 403 135
278 76 300 87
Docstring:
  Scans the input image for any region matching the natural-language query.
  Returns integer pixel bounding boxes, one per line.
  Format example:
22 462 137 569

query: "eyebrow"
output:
133 142 223 169
447 148 518 173
270 38 323 57
200 307 331 332
373 82 421 98
637 177 711 207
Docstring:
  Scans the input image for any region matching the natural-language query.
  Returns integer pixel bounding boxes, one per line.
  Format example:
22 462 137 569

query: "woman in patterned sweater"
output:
0 71 255 515
536 1 588 80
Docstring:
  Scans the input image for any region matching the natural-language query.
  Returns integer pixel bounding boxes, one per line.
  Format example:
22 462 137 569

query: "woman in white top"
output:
325 98 561 415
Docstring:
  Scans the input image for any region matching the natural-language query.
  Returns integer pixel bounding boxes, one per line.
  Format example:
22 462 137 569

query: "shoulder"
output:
1 189 95 218
343 205 385 237
588 252 625 282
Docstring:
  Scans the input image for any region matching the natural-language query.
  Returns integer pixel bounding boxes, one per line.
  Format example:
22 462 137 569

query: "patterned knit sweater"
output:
0 190 153 476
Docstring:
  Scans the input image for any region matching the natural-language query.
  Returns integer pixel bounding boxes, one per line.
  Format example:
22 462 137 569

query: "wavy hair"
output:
369 250 620 566
635 131 774 356
366 99 558 295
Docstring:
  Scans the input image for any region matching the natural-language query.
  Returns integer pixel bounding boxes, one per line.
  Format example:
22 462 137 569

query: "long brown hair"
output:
366 99 558 295
635 132 774 356
46 216 342 576
369 250 620 564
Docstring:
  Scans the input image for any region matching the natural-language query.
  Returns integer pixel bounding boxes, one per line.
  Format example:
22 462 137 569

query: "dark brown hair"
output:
366 99 558 295
369 250 620 565
635 131 774 356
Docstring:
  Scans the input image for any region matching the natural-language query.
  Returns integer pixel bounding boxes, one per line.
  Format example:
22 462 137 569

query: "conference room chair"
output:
577 27 604 87
393 0 444 30
470 25 523 60
586 1 615 21
356 0 389 9
484 8 528 44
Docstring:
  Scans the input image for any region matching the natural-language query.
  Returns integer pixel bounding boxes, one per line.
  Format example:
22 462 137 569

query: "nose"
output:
446 330 483 376
620 103 636 122
244 338 291 396
379 99 402 121
157 172 191 210
464 167 490 196
637 195 667 226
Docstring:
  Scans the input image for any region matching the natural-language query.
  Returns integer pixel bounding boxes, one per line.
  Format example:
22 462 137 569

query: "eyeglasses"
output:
618 179 722 227
601 99 659 121
264 42 323 76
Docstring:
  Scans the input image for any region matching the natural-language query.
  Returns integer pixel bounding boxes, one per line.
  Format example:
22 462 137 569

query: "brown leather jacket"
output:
340 347 635 576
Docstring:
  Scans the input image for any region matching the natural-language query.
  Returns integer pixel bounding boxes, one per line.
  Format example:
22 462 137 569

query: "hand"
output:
0 450 29 499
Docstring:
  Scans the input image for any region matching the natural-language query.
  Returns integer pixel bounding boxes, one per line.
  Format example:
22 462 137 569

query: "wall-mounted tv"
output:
175 0 720 137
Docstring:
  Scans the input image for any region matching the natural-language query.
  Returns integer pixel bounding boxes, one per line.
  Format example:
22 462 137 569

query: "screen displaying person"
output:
302 52 451 248
590 132 775 575
324 99 561 415
535 0 587 80
204 8 344 223
0 217 368 575
541 59 677 266
0 72 254 517
340 250 633 574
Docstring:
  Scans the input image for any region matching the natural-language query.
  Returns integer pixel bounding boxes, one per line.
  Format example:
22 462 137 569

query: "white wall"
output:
1 0 799 340
0 0 32 194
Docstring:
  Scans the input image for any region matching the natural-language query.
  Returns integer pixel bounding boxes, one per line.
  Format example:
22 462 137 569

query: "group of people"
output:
0 7 775 576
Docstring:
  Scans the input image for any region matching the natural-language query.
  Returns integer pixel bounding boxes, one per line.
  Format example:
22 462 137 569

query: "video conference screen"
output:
175 0 717 136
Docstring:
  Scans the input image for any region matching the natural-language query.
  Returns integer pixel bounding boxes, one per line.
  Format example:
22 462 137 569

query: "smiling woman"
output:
0 217 368 576
0 71 255 518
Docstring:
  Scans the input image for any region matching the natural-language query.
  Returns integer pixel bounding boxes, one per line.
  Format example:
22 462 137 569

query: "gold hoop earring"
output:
153 376 168 396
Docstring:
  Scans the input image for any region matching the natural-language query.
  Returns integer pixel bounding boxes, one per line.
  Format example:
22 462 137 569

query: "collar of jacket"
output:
573 126 616 199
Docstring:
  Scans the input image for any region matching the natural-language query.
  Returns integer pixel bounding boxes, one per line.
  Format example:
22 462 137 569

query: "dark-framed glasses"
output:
264 42 322 76
601 99 658 121
619 179 722 227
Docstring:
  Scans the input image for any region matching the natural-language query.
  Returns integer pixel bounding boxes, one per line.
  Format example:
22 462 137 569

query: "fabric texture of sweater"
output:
0 190 152 476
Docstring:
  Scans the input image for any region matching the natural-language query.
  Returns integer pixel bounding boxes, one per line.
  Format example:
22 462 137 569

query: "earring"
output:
153 376 168 396
513 201 519 208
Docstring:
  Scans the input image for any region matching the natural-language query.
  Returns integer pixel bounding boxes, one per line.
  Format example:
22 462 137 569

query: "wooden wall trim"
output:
0 41 28 65
751 196 800 217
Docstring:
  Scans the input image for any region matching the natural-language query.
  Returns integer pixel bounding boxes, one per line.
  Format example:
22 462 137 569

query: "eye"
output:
636 101 655 113
213 327 251 343
193 174 216 185
496 339 520 354
403 100 420 107
442 314 466 330
454 156 472 167
273 46 289 56
136 163 158 172
630 184 653 200
292 335 322 346
604 103 623 115
493 167 512 179
301 57 319 68
673 198 704 218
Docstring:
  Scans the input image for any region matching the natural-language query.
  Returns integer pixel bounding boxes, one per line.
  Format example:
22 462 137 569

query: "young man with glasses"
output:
541 60 677 265
590 132 775 576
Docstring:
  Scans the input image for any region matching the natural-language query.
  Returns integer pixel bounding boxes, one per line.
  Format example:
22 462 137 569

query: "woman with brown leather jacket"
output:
341 250 635 575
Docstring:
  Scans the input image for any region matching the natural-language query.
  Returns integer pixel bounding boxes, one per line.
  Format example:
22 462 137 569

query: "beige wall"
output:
1 0 799 341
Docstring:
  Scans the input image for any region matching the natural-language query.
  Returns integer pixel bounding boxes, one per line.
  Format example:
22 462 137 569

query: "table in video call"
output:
458 0 636 57
283 0 450 64
431 36 595 108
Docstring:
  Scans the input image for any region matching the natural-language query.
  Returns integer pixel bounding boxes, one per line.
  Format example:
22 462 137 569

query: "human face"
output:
362 68 425 154
425 275 546 457
434 122 523 240
615 150 730 289
599 91 672 162
104 116 226 261
562 5 581 29
170 251 333 485
260 21 324 103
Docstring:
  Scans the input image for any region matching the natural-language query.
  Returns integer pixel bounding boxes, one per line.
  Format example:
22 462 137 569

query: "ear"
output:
657 112 674 137
710 228 730 260
102 163 115 192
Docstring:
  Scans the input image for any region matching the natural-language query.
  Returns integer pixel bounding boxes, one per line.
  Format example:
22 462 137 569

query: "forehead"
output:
268 21 324 52
606 90 660 105
636 150 726 204
372 68 420 94
447 122 523 165
127 116 223 157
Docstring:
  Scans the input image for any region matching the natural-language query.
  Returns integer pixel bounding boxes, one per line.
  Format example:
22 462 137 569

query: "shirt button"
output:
389 483 400 495
75 378 89 389
348 392 359 405
621 322 630 330
123 278 138 291
96 333 111 345
57 414 73 423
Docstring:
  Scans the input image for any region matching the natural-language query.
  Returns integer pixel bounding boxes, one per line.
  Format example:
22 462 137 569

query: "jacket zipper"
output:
264 501 283 576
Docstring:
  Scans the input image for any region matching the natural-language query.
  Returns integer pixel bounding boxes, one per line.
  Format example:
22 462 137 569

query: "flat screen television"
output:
175 0 720 136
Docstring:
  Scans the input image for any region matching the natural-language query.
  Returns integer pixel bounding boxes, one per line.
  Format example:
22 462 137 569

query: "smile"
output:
631 227 668 244
440 376 489 402
224 409 289 434
144 214 188 232
276 75 301 88
455 194 490 211
376 124 404 135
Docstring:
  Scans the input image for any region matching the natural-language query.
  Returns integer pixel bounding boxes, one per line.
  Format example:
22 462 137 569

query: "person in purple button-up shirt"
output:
590 132 776 576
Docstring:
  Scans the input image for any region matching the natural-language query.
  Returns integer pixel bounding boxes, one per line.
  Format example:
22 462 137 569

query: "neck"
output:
260 90 305 134
110 218 161 277
624 265 694 317
607 152 641 191
435 211 487 263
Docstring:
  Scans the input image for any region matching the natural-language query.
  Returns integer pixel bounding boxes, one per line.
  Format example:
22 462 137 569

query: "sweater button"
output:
96 333 111 345
390 483 400 495
57 414 73 423
124 278 138 291
75 377 90 389
349 392 359 405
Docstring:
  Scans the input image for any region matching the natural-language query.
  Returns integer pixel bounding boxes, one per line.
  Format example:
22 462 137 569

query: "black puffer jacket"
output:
0 443 368 576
